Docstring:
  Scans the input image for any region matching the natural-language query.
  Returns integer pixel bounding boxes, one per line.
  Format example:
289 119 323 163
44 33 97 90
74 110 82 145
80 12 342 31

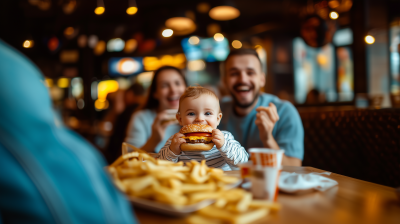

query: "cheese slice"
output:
181 136 213 141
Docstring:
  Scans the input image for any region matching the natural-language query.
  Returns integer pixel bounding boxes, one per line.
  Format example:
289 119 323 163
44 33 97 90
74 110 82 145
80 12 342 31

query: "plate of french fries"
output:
107 152 281 222
107 152 242 216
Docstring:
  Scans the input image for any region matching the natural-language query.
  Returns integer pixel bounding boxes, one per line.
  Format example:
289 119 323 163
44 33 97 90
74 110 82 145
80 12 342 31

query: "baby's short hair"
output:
179 86 221 113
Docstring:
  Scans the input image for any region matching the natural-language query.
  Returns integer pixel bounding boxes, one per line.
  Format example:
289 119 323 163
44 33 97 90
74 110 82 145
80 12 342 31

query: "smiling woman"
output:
125 66 187 153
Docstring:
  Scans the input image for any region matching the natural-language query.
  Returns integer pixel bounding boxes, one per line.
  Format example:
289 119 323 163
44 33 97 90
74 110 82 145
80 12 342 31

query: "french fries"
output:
108 152 281 224
107 152 240 206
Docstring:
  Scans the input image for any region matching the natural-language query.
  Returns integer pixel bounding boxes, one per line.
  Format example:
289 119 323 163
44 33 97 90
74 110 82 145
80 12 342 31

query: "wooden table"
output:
134 166 400 224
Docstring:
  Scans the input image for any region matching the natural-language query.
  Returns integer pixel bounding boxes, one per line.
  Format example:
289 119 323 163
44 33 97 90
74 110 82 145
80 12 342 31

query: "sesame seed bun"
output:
179 124 213 134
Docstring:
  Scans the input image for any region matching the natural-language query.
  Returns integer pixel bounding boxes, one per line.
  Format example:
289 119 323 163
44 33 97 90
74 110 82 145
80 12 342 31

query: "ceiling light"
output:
209 6 240 21
162 29 173 37
232 40 242 49
214 33 224 42
165 17 196 35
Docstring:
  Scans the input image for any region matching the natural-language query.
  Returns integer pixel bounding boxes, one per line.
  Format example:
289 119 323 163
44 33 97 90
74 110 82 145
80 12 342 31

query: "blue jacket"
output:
0 39 137 224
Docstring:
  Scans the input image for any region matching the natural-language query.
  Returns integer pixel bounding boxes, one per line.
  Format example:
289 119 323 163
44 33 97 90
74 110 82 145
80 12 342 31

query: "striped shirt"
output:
158 131 249 171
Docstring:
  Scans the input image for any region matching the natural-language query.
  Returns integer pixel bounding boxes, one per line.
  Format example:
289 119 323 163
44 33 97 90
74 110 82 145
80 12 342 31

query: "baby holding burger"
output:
158 86 249 171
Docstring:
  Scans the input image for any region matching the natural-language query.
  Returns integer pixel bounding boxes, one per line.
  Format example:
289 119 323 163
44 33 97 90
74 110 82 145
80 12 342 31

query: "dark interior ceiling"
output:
0 0 308 56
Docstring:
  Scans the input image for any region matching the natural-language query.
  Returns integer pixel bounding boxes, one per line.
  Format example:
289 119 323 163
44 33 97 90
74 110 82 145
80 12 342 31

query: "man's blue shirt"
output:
218 93 304 160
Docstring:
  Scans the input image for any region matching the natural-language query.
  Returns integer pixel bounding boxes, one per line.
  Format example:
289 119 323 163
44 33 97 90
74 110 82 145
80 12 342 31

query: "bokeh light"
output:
94 40 106 55
232 40 242 49
209 6 240 21
162 29 173 37
330 11 339 20
23 40 34 48
57 78 70 88
64 27 75 37
124 39 138 53
97 80 119 101
126 7 138 15
188 36 200 45
94 6 105 15
214 33 224 42
188 60 206 71
365 35 375 44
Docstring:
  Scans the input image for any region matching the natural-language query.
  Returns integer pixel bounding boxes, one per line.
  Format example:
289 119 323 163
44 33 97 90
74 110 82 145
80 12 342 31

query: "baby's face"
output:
177 94 222 129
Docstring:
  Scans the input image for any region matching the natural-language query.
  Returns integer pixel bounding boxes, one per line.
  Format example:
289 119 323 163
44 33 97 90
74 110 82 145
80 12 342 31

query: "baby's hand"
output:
212 129 225 149
169 132 186 155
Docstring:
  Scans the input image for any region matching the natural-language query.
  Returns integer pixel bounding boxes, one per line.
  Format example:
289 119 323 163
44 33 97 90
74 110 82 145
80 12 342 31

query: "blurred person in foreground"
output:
218 49 304 166
0 39 137 223
125 66 187 153
106 83 145 163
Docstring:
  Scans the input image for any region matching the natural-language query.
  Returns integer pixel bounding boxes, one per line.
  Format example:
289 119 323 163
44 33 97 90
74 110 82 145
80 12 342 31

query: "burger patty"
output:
186 139 213 144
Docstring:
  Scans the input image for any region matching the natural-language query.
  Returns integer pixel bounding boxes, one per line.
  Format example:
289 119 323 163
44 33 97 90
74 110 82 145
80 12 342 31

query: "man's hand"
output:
212 129 225 149
169 133 186 155
255 103 280 148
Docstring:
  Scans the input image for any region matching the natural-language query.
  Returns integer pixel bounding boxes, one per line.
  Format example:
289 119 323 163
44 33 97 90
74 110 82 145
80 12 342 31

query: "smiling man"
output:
218 48 304 166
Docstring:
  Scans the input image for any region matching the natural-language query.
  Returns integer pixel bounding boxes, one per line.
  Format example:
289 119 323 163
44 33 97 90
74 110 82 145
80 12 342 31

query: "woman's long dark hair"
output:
142 66 187 110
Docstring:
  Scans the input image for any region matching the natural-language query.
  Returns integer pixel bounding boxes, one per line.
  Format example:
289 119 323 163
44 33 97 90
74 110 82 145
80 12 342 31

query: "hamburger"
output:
180 124 214 151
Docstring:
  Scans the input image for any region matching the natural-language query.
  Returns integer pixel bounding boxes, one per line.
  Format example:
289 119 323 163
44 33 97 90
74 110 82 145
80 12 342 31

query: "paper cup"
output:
250 166 281 201
238 161 252 179
249 148 285 168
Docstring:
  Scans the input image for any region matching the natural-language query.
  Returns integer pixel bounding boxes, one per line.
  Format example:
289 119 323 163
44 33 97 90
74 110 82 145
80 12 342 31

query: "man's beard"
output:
229 89 260 108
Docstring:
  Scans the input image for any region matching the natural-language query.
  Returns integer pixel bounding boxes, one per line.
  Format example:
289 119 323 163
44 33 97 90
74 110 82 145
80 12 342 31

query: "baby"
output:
158 86 249 171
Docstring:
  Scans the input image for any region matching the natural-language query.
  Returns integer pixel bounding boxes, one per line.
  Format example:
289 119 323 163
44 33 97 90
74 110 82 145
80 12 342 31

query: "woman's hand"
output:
212 129 225 149
150 110 177 142
169 132 185 155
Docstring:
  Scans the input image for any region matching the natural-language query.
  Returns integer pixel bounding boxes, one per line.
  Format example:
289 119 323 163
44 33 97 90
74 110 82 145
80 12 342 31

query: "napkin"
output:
278 172 338 193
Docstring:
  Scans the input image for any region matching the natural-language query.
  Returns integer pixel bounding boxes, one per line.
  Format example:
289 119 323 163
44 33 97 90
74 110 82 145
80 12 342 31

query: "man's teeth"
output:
237 86 250 91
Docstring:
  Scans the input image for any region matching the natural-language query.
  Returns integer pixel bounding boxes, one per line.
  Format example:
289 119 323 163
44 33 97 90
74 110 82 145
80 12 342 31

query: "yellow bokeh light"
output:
209 6 240 21
97 80 119 101
214 33 224 42
232 40 242 49
143 54 187 71
330 11 339 20
189 36 200 45
45 78 53 87
188 60 205 71
57 78 70 88
94 40 106 56
162 29 173 37
95 99 109 110
94 6 105 15
365 35 375 44
64 27 74 36
23 40 34 48
126 6 138 15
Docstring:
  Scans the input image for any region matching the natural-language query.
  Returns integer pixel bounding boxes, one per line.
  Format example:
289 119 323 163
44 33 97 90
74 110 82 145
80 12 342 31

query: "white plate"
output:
129 179 242 217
